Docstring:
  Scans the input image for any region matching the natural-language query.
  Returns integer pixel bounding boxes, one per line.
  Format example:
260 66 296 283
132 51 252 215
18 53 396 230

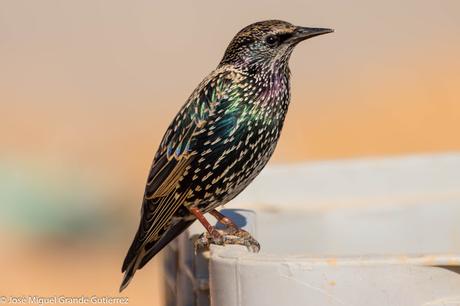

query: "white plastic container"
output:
164 154 460 306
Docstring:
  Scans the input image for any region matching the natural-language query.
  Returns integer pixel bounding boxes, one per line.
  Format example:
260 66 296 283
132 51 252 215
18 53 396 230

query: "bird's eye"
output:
265 35 278 47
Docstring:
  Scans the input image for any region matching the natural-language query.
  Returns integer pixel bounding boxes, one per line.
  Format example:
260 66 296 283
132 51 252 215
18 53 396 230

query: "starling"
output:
120 20 333 291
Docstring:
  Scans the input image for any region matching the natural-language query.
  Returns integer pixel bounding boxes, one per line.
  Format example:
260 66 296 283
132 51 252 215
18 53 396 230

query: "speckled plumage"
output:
120 20 333 291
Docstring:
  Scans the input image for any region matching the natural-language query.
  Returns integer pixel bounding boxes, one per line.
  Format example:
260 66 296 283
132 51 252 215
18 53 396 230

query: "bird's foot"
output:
194 228 260 253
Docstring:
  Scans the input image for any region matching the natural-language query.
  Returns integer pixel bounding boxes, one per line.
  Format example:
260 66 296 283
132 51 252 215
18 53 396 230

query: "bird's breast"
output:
182 80 291 212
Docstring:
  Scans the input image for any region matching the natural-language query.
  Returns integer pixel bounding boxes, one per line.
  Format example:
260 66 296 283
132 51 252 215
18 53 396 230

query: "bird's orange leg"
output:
190 207 260 252
189 207 223 244
210 209 260 252
210 209 238 229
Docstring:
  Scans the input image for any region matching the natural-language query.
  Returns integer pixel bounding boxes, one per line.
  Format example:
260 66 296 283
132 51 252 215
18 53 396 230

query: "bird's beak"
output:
292 27 334 42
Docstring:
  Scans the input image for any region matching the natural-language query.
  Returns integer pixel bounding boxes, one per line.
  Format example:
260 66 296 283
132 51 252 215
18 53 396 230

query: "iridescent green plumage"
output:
121 20 333 291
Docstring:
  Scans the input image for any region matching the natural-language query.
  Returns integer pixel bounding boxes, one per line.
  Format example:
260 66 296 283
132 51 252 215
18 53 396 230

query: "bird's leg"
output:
189 207 260 252
209 209 260 252
209 209 239 234
189 207 224 245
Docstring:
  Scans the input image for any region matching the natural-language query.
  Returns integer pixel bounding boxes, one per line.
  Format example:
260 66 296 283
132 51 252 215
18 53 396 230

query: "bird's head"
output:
219 20 333 72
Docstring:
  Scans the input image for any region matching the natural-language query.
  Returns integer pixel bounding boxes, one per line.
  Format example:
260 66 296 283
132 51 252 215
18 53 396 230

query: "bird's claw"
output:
194 228 260 253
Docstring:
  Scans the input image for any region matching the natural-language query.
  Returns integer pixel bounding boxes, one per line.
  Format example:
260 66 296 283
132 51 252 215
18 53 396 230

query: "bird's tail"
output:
119 258 138 292
120 219 195 292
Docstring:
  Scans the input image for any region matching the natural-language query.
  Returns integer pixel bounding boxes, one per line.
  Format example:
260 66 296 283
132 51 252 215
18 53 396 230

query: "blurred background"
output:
1 0 459 305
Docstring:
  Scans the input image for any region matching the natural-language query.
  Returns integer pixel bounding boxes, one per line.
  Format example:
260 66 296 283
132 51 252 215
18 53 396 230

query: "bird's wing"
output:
121 69 243 282
140 72 236 239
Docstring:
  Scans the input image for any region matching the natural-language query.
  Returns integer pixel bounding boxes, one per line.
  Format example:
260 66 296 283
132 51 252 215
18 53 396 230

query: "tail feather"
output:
120 219 194 291
138 219 194 269
119 260 136 292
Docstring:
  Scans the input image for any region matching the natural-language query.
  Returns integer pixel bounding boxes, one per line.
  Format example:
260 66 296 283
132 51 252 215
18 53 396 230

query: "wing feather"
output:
121 69 242 277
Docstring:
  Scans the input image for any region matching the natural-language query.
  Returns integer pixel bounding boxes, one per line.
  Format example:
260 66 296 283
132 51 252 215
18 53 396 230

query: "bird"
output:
120 20 333 291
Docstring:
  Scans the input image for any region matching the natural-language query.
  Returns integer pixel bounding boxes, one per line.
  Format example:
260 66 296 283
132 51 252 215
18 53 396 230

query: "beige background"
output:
1 1 459 305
